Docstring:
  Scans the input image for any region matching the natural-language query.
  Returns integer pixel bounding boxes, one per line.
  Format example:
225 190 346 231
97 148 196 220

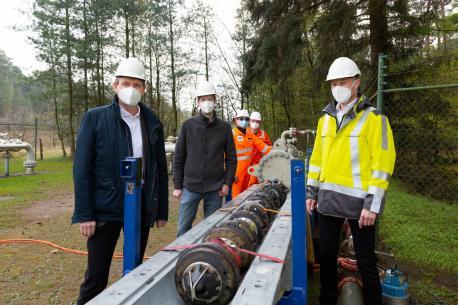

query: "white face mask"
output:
250 122 260 130
199 100 215 114
332 81 355 104
237 119 249 129
118 87 142 106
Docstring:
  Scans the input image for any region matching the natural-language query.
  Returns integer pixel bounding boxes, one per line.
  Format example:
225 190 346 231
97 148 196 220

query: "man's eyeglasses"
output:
237 117 249 121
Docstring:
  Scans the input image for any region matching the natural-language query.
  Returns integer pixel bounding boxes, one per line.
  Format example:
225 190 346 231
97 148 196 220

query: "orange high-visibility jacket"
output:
232 127 271 197
249 128 272 165
248 128 272 186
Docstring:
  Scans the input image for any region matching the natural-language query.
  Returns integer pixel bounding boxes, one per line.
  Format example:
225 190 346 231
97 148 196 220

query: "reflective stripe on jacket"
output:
307 96 396 218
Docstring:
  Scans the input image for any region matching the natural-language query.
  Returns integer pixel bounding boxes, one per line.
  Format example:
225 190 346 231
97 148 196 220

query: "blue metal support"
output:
278 159 308 305
120 157 143 276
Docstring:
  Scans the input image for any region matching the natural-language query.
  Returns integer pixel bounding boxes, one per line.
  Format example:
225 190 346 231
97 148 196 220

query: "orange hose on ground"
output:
0 239 151 259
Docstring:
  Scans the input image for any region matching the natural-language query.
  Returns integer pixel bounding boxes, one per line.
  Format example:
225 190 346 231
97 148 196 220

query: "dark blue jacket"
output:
72 96 168 227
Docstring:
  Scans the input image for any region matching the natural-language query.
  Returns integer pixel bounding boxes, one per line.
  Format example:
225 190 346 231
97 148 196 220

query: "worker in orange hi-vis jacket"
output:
232 109 272 198
248 111 272 186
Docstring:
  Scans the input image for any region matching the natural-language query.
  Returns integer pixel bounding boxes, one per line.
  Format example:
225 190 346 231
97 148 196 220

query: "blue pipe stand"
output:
120 157 143 276
278 159 308 305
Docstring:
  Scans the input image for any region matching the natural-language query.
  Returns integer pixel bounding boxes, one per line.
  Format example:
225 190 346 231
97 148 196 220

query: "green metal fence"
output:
377 53 458 204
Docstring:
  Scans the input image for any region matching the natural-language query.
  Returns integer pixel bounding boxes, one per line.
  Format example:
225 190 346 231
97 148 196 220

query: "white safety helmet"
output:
250 111 262 121
196 81 217 98
115 57 147 81
235 109 250 118
326 57 361 81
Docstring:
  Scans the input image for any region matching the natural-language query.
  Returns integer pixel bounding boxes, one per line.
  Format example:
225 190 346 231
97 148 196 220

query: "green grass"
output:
380 180 458 273
0 156 74 228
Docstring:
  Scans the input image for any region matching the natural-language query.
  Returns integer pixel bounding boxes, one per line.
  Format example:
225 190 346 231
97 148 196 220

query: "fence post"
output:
39 138 44 160
34 117 38 160
376 53 388 248
377 53 387 112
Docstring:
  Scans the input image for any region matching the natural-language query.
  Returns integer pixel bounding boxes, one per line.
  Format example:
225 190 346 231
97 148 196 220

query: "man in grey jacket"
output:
173 81 237 237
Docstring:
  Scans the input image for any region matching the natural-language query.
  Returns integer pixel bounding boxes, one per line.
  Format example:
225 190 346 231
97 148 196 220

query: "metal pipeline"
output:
337 280 364 305
165 143 176 175
174 181 289 305
0 139 37 175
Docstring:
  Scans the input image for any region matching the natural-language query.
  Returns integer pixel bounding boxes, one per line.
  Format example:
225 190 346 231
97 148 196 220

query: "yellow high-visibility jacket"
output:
307 96 396 219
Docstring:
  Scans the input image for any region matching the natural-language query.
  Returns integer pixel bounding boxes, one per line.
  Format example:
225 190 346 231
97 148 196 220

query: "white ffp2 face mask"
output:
199 100 215 114
118 87 142 106
250 122 260 130
331 81 355 104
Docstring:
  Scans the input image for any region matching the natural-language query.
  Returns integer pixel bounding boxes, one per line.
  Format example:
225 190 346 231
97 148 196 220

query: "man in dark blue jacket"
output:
72 57 168 305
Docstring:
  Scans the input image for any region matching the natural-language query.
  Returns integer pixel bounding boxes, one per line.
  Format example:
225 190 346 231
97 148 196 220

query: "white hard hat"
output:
115 57 147 81
326 57 361 81
196 81 217 98
250 111 262 121
235 109 250 118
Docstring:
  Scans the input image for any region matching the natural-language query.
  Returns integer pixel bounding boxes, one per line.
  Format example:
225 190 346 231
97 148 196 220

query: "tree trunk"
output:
148 19 154 109
95 13 102 105
101 44 105 103
369 0 389 66
204 16 209 80
83 0 89 112
241 11 247 109
50 40 66 157
124 6 130 57
65 4 75 156
155 52 161 117
269 83 277 138
280 78 291 127
131 15 135 57
441 0 447 50
168 0 178 136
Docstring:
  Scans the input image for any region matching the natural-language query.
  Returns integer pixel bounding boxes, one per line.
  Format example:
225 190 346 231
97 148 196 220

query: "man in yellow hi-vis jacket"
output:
306 57 396 305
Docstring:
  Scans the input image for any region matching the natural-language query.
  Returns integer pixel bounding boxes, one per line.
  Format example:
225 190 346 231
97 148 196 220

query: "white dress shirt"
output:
120 106 143 158
336 97 358 125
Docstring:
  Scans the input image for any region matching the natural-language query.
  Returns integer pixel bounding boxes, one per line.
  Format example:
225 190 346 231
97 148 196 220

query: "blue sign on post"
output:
278 159 308 305
120 157 143 276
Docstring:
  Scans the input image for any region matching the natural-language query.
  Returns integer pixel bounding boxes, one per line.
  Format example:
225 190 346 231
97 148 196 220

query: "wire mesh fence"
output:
382 52 458 205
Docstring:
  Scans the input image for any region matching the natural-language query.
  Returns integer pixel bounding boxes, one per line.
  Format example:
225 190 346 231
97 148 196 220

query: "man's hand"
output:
173 189 183 199
306 199 317 215
155 220 167 228
79 221 96 238
358 209 377 228
218 184 230 197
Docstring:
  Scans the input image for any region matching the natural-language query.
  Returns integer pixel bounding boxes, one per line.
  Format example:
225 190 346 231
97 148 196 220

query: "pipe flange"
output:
219 219 257 245
175 243 241 305
234 217 258 240
231 208 267 241
239 203 269 229
202 224 255 269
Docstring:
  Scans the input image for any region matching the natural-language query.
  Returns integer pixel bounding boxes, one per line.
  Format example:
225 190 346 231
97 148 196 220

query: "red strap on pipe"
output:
211 238 243 267
236 247 285 263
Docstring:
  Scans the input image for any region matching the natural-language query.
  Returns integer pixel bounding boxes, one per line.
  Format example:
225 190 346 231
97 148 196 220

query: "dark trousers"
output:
76 222 150 305
318 213 382 305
